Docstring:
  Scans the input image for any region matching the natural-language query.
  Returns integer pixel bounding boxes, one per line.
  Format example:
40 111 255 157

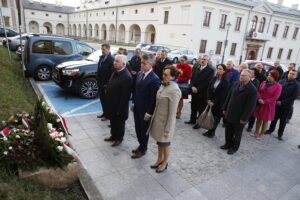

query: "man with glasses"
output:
104 55 132 147
185 55 214 129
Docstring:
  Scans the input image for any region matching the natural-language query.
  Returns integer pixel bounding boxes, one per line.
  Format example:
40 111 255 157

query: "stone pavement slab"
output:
63 99 300 200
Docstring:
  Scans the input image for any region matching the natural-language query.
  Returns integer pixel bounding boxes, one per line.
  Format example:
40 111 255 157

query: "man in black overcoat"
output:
265 70 299 140
222 69 257 154
153 50 172 80
96 43 114 121
185 55 214 129
104 55 132 147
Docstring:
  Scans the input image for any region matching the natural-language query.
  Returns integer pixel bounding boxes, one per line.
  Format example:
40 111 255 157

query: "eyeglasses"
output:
180 60 185 62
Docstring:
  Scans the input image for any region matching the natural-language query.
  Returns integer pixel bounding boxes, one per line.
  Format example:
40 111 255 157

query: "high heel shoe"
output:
156 163 168 173
150 162 163 169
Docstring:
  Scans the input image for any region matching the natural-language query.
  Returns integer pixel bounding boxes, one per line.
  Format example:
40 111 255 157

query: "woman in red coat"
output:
252 70 282 140
176 56 192 118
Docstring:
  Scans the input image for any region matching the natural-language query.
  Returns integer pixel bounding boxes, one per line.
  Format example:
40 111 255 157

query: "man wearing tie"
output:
96 44 114 121
104 55 132 147
131 54 160 158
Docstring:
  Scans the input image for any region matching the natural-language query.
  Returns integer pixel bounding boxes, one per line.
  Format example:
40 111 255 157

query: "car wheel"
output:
192 59 197 65
78 78 98 99
173 57 178 64
35 65 52 81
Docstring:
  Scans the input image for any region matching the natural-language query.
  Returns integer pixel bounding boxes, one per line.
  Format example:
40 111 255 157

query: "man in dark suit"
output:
265 70 299 140
280 63 300 123
222 69 257 154
130 54 160 159
104 55 132 147
185 55 214 129
127 48 142 96
96 43 114 121
153 50 172 80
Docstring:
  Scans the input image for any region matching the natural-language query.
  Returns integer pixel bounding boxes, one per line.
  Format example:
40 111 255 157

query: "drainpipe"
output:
239 7 253 64
260 14 273 61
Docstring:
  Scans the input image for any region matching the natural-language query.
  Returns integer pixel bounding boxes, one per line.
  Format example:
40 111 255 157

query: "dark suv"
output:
53 49 135 99
23 35 95 81
0 28 18 37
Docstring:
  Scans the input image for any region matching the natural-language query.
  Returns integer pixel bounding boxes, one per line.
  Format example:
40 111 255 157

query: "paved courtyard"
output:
65 99 300 200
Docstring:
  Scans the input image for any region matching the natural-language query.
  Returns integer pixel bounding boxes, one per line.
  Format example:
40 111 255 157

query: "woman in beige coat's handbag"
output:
148 65 181 173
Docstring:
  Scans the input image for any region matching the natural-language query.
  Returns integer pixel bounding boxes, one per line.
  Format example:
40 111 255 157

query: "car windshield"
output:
85 50 102 62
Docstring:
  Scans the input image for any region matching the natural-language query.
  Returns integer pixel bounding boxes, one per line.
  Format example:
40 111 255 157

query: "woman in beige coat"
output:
148 65 181 173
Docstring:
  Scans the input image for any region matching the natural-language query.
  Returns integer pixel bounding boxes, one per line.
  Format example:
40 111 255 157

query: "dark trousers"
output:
247 114 256 129
269 106 289 137
225 122 245 151
110 116 126 141
208 116 221 134
133 110 150 153
190 95 207 123
98 84 107 116
287 104 294 120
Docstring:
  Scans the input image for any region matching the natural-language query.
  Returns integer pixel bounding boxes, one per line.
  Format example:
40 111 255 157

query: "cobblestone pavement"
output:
65 98 300 199
119 99 300 186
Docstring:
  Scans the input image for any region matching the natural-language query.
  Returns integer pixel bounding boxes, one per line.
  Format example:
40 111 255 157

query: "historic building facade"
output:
0 0 23 30
3 0 300 65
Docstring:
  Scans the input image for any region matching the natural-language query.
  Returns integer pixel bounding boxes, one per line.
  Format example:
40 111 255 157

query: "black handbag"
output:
178 83 190 96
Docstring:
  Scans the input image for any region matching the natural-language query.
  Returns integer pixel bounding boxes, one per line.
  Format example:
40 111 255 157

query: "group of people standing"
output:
96 43 299 173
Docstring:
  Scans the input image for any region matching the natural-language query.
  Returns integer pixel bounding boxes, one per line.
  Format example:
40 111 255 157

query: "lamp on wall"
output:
221 22 232 64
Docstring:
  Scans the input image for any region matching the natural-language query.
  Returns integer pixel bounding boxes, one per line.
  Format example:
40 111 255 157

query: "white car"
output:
167 49 197 64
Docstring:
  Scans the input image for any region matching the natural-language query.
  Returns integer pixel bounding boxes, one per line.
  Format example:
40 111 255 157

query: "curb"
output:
28 78 103 200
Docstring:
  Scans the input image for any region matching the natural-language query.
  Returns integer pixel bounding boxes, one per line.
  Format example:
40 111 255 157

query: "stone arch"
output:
73 24 77 36
101 24 107 40
28 21 39 33
109 24 116 42
43 22 52 34
129 24 141 44
145 24 156 44
88 24 93 38
118 24 125 43
94 24 99 38
78 24 82 37
56 23 65 36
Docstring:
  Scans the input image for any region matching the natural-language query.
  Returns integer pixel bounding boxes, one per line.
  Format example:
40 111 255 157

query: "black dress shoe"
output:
207 133 215 138
193 124 201 129
265 130 272 135
184 121 195 124
97 114 104 118
104 136 114 142
111 140 122 147
202 131 210 136
132 148 139 154
156 163 168 173
298 145 300 149
277 136 283 141
131 151 145 159
227 149 237 155
220 144 230 150
246 127 252 132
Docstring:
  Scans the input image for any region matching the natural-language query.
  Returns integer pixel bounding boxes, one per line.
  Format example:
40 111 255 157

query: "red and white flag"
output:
56 112 69 134
1 128 12 137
